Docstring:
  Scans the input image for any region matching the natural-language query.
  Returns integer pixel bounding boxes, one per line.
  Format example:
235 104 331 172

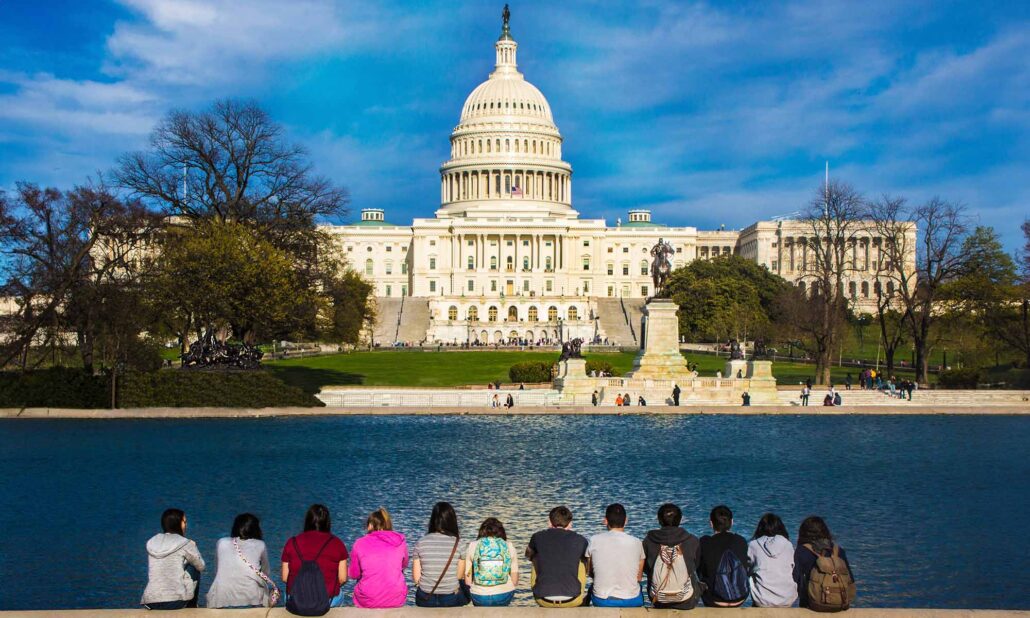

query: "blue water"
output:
0 414 1028 610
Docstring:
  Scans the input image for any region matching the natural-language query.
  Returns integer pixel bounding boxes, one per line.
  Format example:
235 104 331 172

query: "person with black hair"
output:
642 503 701 610
465 518 520 606
586 503 645 607
698 505 750 607
793 516 855 609
413 502 469 607
746 513 796 607
141 508 206 610
280 504 349 609
525 505 589 607
207 513 278 608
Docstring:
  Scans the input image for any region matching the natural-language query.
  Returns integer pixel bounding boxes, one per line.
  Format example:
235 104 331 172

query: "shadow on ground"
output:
266 366 365 394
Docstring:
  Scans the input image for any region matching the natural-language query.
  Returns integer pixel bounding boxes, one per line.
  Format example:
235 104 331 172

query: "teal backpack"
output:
473 537 511 586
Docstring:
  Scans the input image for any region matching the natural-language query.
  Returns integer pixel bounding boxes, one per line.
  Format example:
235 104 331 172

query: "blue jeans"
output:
471 590 515 606
415 585 470 607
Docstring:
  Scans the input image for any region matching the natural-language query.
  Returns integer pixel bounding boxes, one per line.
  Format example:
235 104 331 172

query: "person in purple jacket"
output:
348 507 409 608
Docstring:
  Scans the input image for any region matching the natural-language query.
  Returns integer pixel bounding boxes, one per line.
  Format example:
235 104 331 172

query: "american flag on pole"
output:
511 184 522 197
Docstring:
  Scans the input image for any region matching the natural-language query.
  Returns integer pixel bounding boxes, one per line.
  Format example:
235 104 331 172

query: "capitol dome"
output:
438 12 575 219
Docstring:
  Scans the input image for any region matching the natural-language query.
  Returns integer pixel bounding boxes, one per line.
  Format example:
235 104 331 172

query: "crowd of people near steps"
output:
798 373 917 407
142 503 856 614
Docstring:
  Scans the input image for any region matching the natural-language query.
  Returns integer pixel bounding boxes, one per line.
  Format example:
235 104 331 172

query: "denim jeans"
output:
415 584 470 607
471 590 515 606
591 591 643 607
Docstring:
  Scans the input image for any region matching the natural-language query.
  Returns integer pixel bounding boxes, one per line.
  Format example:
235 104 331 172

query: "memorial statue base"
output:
625 299 696 381
724 360 748 380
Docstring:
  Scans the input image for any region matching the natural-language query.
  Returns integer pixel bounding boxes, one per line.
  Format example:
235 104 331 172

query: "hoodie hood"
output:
755 534 793 558
146 533 190 558
364 530 406 548
645 526 692 546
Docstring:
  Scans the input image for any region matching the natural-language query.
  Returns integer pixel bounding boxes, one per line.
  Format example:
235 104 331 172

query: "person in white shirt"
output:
585 503 645 607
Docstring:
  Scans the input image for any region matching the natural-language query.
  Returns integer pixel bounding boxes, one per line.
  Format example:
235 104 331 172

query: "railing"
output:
620 296 638 344
318 388 563 408
393 296 405 343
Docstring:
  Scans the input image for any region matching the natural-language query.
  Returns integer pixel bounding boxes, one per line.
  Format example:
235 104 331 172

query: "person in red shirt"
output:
281 504 349 608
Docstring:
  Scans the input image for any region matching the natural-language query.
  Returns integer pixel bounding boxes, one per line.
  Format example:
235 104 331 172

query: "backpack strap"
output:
428 537 460 596
312 536 334 561
291 536 305 561
292 535 334 562
649 543 683 603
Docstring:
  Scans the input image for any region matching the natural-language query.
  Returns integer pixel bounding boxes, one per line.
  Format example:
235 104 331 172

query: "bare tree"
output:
795 180 865 384
871 197 970 383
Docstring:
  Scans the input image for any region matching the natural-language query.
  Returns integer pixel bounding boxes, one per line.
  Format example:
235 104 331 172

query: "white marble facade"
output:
322 19 915 344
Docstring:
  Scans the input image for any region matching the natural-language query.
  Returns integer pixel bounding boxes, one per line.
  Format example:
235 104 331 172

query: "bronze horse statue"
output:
650 238 675 297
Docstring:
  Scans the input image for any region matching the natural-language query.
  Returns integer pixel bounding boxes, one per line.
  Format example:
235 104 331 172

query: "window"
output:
568 306 579 320
641 261 649 276
448 306 458 321
607 247 613 253
523 280 530 291
641 286 649 296
468 279 475 292
491 280 497 292
607 263 614 276
583 281 590 294
385 285 392 296
467 306 478 321
430 240 436 246
676 247 682 253
583 240 590 247
861 281 870 298
523 257 530 270
623 247 629 253
545 256 553 271
548 306 559 321
429 257 436 270
490 256 497 270
506 240 513 246
528 306 538 321
582 257 590 271
508 306 518 320
429 280 437 292
386 246 392 252
622 264 629 276
347 246 353 252
523 240 530 247
401 262 408 274
385 262 393 275
467 256 474 270
546 280 553 292
365 259 373 275
468 239 474 246
506 256 514 271
488 306 498 322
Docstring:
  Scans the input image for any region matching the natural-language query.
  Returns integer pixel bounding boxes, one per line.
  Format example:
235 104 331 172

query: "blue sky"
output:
1 0 1027 250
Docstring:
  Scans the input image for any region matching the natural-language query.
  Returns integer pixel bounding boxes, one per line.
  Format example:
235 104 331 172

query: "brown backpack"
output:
805 544 856 612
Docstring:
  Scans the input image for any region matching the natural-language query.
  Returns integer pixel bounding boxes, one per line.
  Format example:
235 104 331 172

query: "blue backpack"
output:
713 549 749 603
286 536 333 616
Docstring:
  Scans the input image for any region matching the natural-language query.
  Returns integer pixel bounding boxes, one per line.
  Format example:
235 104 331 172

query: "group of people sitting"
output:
141 502 855 614
857 369 917 399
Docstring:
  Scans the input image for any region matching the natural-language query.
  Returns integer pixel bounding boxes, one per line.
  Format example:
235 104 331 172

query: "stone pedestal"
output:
743 360 778 404
554 358 587 382
724 359 748 380
625 299 696 381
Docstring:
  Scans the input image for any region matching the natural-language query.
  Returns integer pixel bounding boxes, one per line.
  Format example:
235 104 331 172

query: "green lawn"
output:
265 349 917 393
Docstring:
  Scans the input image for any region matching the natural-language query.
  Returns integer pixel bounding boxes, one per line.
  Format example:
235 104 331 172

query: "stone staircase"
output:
397 297 430 344
776 388 1030 406
595 298 645 346
319 387 562 407
371 297 403 345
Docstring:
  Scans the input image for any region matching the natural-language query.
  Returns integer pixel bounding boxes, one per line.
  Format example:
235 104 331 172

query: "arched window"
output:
506 139 510 152
506 256 513 271
848 281 857 299
568 306 579 320
548 306 558 321
798 281 807 294
886 281 895 296
488 306 498 322
467 256 474 270
523 257 529 270
487 140 491 153
528 306 539 321
365 259 374 275
448 306 458 321
478 140 482 153
641 260 649 276
385 261 392 275
532 140 537 154
514 139 519 153
607 263 614 276
467 306 479 321
582 257 590 271
862 281 870 298
507 306 518 321
545 256 553 271
490 256 497 270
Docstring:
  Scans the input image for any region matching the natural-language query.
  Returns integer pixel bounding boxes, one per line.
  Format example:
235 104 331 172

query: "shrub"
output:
937 368 982 389
0 367 108 408
509 361 553 384
586 360 619 377
118 370 322 407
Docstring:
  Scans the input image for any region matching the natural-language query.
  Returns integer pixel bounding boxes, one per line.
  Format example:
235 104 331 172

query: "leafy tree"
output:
322 270 375 345
662 255 790 342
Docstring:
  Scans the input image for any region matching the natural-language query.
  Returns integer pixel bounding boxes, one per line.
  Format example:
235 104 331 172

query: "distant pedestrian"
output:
638 396 647 406
505 394 514 409
672 384 681 406
141 508 206 610
741 392 751 406
823 393 834 406
906 381 915 400
736 369 743 379
519 383 525 391
615 394 624 406
591 391 599 407
491 394 499 408
845 374 852 390
833 391 842 406
623 393 632 407
800 386 810 406
805 378 813 390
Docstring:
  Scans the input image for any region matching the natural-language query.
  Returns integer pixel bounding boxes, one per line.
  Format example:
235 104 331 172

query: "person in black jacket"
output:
698 505 750 607
642 503 701 610
792 516 855 608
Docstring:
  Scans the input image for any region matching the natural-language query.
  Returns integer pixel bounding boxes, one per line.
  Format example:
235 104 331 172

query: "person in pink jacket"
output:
348 507 409 608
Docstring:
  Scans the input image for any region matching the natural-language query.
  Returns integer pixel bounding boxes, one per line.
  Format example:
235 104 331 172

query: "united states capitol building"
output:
325 14 911 347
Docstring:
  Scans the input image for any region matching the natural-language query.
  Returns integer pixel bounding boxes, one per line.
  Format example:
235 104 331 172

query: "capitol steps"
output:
396 297 431 344
595 298 643 346
371 297 403 345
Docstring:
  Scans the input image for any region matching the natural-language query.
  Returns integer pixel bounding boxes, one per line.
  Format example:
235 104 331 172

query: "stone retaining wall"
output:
1 405 1029 419
2 608 1027 617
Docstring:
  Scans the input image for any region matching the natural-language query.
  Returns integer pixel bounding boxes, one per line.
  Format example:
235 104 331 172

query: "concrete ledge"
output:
1 405 1029 419
2 608 1027 617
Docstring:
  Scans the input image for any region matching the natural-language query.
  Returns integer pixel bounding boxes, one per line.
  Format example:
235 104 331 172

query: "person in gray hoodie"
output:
747 513 797 607
141 508 206 610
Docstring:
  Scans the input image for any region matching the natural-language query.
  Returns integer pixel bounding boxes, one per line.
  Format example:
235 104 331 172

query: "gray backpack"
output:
649 543 695 604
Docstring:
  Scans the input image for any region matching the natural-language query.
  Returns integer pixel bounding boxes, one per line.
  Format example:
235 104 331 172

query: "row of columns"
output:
441 169 570 204
780 236 887 274
448 232 569 273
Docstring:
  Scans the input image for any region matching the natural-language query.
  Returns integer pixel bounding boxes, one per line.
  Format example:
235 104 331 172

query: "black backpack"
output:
286 536 333 616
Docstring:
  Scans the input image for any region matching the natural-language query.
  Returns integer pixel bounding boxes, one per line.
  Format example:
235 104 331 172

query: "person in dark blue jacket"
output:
792 516 855 608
